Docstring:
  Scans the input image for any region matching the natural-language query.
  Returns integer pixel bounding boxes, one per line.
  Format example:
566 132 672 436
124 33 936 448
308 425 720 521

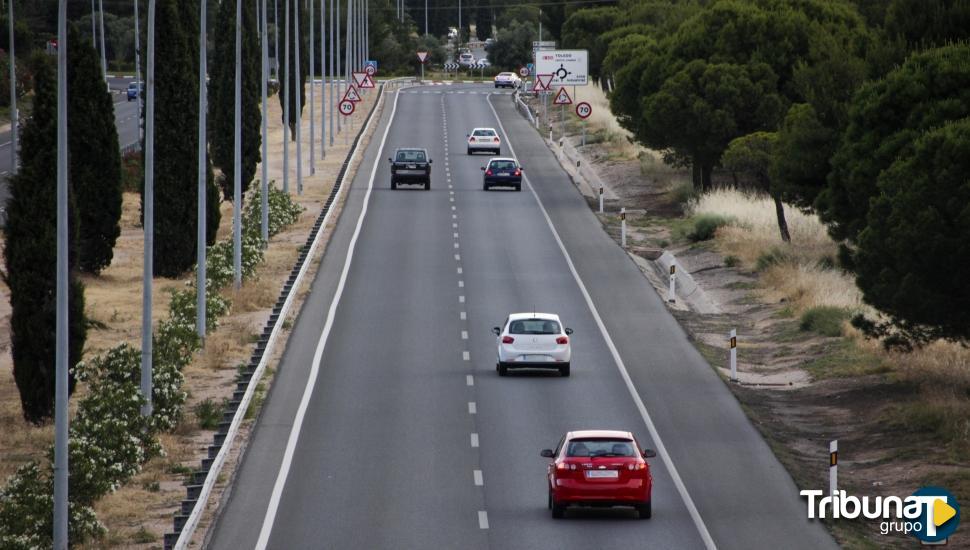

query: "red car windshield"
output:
566 439 636 457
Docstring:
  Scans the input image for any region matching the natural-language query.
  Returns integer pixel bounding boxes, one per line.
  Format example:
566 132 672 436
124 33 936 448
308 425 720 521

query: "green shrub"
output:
724 255 741 267
756 247 794 271
0 462 105 548
799 306 851 337
669 180 697 206
244 182 304 239
688 213 733 241
168 287 231 334
193 398 224 430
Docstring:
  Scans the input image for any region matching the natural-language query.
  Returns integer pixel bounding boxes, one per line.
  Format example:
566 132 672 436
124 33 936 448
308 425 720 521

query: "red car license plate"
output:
586 470 619 479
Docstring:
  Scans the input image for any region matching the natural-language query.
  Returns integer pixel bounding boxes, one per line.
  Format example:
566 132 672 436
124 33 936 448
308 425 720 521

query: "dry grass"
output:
686 188 865 315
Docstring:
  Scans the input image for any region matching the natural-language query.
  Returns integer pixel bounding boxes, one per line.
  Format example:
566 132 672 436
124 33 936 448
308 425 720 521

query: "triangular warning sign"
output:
417 51 429 63
352 72 367 87
535 74 553 91
552 86 572 105
343 85 361 102
360 74 376 89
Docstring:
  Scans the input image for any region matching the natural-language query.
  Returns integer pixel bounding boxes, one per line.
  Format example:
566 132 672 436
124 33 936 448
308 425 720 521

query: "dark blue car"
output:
482 158 523 191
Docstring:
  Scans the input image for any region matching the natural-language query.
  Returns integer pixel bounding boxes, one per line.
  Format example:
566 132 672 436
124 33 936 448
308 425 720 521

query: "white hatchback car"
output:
494 72 520 88
493 313 573 377
467 127 501 155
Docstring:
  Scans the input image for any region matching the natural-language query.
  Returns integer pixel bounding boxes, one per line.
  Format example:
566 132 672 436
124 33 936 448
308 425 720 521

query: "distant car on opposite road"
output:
467 127 501 155
494 72 521 88
458 52 476 67
388 148 432 190
541 430 656 519
481 158 522 191
493 313 572 376
126 81 144 101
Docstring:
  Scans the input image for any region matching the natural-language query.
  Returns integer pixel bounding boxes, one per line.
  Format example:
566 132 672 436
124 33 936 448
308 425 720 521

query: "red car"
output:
541 430 656 519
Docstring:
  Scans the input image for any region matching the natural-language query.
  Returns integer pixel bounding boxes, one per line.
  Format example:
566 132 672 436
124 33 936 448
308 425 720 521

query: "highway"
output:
208 83 836 549
0 76 138 210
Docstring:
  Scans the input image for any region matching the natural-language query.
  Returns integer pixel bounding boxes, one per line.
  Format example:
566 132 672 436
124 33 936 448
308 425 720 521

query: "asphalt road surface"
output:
208 84 837 549
0 76 139 212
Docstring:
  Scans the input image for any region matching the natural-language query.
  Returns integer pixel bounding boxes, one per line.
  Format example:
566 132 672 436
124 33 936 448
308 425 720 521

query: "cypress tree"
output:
2 52 87 423
146 0 221 277
277 0 308 140
67 24 122 274
210 0 262 201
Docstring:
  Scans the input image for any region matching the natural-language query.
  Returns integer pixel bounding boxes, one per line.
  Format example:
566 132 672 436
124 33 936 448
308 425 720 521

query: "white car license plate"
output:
586 470 619 479
498 172 510 176
399 169 423 175
521 355 550 362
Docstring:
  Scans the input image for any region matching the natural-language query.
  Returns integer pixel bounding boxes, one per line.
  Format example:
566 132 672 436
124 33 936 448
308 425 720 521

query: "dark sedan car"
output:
389 148 432 190
481 158 523 191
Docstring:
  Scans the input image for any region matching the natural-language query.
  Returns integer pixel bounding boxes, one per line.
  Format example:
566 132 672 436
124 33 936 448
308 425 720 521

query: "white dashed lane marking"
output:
473 470 484 486
462 351 470 361
468 402 477 414
471 433 479 447
466 375 474 386
478 511 489 529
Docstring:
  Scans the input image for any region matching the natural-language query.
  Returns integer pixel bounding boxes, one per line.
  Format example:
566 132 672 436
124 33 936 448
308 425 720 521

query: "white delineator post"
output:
620 208 627 248
729 329 738 382
668 264 676 303
829 440 838 497
598 186 603 213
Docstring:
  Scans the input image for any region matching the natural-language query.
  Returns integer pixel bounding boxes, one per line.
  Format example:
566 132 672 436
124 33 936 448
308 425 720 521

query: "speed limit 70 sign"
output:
575 101 592 119
339 99 356 116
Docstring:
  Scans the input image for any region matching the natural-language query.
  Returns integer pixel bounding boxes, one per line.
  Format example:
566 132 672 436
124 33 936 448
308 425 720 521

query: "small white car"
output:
493 313 573 377
494 72 520 89
459 52 476 66
467 127 501 155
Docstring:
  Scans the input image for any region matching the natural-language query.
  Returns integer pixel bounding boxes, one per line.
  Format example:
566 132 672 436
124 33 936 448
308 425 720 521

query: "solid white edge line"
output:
253 87 404 550
175 80 407 550
485 93 718 550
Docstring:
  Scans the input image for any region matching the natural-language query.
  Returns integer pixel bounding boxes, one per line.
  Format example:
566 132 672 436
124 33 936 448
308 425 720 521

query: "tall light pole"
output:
424 0 428 36
309 0 315 174
134 0 142 141
329 0 335 143
261 0 270 242
294 0 303 195
53 1 69 547
274 0 280 78
91 0 97 47
282 0 290 193
320 0 326 159
7 0 17 175
98 0 107 80
197 0 208 341
335 0 341 134
142 0 157 418
233 0 242 289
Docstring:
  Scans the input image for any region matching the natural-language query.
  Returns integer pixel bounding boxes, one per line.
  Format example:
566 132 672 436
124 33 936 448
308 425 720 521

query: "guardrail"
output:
513 91 537 128
163 78 408 550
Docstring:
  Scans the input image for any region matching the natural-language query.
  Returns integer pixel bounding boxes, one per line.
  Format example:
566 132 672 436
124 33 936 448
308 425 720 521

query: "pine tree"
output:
146 0 221 277
67 25 123 274
210 0 262 202
276 0 308 140
2 52 87 423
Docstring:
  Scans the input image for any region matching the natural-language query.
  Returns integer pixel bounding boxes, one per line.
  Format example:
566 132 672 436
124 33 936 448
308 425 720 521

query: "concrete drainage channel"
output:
163 79 409 550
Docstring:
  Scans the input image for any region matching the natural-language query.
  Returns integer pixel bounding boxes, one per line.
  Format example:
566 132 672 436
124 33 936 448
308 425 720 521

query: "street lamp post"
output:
262 0 270 242
7 0 17 175
282 0 290 193
53 1 69 546
197 0 208 339
233 0 242 289
309 0 315 174
294 0 303 195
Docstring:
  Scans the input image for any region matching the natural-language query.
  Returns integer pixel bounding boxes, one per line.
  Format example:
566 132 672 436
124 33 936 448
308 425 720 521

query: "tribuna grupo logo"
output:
801 487 960 543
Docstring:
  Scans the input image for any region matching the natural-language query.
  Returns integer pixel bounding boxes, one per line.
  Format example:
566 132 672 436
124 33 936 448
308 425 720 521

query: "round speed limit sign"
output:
518 66 530 78
575 101 592 119
339 99 356 116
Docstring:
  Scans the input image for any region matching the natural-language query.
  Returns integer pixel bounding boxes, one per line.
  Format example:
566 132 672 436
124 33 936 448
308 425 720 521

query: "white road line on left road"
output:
478 511 489 529
462 351 470 361
473 470 484 486
254 88 402 550
466 375 474 386
468 402 477 414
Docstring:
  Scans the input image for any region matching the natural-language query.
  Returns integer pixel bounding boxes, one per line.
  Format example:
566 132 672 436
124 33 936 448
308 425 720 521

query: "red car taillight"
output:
493 137 500 143
469 137 476 142
628 462 648 471
513 169 521 177
556 462 578 471
485 169 493 176
556 336 568 345
502 335 514 344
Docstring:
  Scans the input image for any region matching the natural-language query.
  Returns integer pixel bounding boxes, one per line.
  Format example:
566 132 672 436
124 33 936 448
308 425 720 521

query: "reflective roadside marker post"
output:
620 208 627 248
830 440 838 497
598 186 603 213
668 264 676 303
729 329 738 382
